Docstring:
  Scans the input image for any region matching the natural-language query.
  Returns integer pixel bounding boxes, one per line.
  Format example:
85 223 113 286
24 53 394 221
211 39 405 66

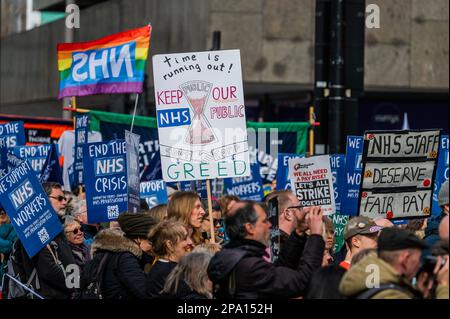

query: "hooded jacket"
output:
82 229 148 299
208 233 324 299
339 253 449 299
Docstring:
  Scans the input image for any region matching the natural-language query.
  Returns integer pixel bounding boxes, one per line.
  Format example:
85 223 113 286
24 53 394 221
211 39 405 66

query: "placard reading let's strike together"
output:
152 50 250 182
288 155 336 215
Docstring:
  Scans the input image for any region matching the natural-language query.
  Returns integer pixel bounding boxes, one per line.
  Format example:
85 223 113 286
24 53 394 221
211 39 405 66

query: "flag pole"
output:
130 94 140 134
72 96 77 129
206 179 216 244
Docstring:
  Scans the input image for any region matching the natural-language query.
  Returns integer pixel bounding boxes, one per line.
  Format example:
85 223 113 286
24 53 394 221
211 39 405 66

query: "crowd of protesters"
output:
0 180 448 300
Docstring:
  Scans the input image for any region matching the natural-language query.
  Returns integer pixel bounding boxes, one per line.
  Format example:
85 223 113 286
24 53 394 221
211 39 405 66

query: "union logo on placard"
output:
423 207 430 214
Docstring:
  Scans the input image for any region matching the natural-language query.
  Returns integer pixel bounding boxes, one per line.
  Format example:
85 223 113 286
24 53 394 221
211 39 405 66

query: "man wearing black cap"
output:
339 227 449 299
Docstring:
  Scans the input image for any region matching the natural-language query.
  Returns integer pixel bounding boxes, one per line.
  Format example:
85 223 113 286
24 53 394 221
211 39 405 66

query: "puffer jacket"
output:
82 229 148 299
339 253 449 299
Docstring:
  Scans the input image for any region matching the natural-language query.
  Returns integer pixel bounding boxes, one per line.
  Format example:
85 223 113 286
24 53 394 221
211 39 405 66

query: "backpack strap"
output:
356 283 420 299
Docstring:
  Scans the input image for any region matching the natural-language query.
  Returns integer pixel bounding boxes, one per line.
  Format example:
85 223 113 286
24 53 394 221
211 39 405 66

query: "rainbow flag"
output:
57 25 151 99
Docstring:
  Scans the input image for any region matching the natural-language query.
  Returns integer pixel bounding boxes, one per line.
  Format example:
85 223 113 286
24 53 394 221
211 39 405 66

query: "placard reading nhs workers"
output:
0 160 62 258
83 140 128 223
358 130 440 220
152 49 250 182
288 155 336 215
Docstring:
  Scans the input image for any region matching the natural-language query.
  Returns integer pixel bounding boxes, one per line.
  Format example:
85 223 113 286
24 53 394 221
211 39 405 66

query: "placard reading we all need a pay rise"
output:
152 49 250 182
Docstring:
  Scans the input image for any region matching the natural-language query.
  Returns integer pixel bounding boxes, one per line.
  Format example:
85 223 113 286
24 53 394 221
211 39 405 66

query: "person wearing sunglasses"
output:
43 182 68 219
64 216 90 272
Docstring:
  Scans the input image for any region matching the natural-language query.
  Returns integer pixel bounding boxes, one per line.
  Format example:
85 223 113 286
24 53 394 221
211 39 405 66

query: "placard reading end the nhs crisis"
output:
153 49 250 182
359 130 440 220
0 160 62 258
83 140 130 223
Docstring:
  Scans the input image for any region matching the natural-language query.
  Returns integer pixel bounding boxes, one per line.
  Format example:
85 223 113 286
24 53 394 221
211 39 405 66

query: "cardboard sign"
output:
153 49 250 182
331 214 349 253
342 136 364 216
83 140 129 223
362 161 435 189
432 135 448 215
359 130 440 220
276 153 305 191
0 160 62 258
73 114 90 186
140 180 169 209
10 144 53 176
0 121 26 148
289 155 336 215
330 154 345 212
125 131 141 214
223 162 264 201
365 130 440 159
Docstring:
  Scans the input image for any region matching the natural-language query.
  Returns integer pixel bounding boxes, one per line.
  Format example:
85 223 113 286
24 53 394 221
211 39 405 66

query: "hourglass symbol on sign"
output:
180 80 217 145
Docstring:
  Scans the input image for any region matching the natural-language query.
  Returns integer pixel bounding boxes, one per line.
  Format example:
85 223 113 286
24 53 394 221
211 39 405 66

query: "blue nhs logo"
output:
157 108 191 128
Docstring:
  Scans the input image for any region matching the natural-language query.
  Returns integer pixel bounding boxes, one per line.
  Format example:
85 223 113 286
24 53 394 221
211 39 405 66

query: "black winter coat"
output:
208 233 325 299
82 229 148 299
32 234 77 299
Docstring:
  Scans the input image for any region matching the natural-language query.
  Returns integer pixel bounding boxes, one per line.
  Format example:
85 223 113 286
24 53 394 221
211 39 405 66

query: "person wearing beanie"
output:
340 227 448 299
424 180 449 258
80 213 156 299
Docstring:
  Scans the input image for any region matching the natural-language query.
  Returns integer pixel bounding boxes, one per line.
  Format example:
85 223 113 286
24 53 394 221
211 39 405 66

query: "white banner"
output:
152 49 250 182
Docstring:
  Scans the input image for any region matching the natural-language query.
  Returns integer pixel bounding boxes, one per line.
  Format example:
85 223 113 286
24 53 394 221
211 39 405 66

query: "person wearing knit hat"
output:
81 213 157 299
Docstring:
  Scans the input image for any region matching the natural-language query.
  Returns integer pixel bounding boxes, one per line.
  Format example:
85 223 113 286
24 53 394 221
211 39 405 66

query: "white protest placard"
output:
152 49 250 182
365 130 440 159
359 130 440 220
288 155 336 215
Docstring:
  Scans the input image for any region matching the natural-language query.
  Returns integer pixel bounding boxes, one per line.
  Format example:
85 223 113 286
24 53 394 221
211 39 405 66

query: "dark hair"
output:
42 182 62 196
225 201 262 241
140 199 150 211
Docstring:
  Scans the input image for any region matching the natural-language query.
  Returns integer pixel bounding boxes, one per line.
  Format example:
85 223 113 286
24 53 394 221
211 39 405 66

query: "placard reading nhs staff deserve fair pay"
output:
152 50 250 182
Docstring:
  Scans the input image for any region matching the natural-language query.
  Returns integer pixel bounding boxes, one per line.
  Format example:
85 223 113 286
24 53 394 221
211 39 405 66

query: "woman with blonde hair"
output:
167 191 206 246
161 248 214 299
146 219 194 298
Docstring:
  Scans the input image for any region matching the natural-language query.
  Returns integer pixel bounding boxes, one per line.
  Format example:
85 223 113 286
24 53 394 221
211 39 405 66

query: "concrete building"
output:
1 0 448 142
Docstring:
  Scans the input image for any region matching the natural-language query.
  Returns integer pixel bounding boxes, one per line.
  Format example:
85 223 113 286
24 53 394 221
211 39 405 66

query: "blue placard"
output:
223 162 264 201
39 144 64 185
140 152 163 182
0 121 26 148
432 135 449 215
276 153 305 191
140 180 169 209
125 131 141 214
83 140 128 223
10 144 53 177
342 136 364 216
330 154 345 213
176 180 208 199
0 160 62 258
74 114 90 186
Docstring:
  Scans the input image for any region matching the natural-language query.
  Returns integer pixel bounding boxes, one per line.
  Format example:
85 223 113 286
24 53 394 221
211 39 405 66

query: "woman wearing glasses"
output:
63 216 91 272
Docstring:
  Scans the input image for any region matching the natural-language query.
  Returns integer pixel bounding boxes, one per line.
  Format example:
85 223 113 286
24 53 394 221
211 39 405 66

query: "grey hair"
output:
162 249 214 299
63 215 80 228
225 201 261 241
